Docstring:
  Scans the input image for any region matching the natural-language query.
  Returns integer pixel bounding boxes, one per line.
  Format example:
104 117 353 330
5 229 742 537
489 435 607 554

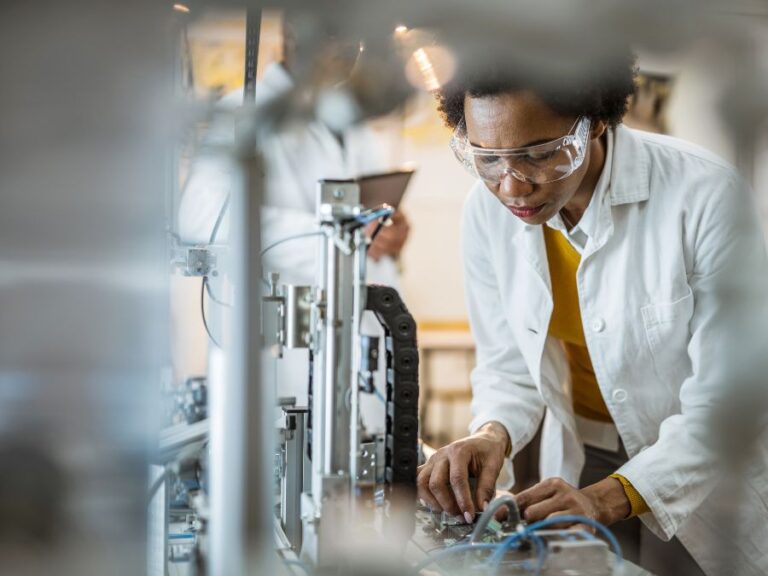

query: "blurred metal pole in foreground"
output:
208 5 272 574
208 121 271 576
0 1 170 575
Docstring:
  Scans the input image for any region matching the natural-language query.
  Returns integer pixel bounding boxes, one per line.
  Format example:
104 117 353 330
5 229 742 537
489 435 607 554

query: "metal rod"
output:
348 228 366 492
243 8 261 104
322 233 339 475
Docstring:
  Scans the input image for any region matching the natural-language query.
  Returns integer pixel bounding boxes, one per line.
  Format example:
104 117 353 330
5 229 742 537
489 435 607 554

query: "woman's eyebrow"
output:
468 136 556 149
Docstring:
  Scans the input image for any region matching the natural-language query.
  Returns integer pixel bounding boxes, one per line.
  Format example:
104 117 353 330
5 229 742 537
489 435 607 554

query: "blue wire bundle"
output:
412 513 622 576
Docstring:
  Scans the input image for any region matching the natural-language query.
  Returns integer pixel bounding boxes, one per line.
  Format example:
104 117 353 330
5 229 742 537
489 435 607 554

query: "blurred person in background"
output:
177 13 409 425
179 14 410 283
416 52 768 576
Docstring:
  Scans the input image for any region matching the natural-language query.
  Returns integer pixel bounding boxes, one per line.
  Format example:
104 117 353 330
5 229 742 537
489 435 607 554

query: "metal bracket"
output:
317 180 361 223
171 245 218 277
358 335 380 394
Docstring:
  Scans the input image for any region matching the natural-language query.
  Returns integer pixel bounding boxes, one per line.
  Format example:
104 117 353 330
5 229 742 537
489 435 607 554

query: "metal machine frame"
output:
265 179 420 568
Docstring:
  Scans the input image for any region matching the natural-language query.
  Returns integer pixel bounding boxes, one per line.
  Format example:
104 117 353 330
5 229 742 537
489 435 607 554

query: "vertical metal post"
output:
320 238 340 476
245 148 273 574
209 144 275 576
210 144 271 575
321 237 356 475
208 7 271 575
281 407 307 549
348 229 367 494
243 8 261 104
314 181 361 480
302 180 362 567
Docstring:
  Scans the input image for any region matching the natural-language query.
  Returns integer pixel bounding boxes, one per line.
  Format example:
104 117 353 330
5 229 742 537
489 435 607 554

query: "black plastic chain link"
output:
366 285 419 529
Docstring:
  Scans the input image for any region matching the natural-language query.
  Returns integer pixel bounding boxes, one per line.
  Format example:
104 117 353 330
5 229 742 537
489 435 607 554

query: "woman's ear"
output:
591 120 608 140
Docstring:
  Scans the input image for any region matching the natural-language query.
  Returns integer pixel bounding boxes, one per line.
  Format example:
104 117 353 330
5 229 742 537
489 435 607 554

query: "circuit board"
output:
409 505 616 576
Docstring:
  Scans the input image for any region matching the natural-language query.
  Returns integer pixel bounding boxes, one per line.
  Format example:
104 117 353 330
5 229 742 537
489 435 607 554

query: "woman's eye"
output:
476 155 500 167
525 150 556 162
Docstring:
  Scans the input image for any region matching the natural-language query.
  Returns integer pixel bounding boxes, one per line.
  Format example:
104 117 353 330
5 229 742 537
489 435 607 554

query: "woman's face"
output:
463 91 594 225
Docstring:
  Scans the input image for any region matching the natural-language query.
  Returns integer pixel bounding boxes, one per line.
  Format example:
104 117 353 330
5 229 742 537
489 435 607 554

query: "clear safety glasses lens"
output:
450 117 591 184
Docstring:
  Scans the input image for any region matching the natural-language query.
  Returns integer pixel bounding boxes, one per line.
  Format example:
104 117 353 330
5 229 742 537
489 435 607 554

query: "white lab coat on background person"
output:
179 62 400 288
463 124 768 575
178 62 400 431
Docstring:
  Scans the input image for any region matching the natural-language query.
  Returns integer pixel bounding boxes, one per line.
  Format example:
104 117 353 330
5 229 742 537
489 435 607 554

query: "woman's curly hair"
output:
437 51 637 129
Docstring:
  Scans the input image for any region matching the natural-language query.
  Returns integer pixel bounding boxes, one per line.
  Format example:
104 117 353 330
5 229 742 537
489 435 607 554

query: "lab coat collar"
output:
545 127 615 251
607 123 651 206
513 124 650 240
512 124 651 291
584 124 650 258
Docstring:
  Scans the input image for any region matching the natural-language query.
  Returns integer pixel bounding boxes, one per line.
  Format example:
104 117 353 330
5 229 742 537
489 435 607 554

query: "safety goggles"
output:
450 116 591 184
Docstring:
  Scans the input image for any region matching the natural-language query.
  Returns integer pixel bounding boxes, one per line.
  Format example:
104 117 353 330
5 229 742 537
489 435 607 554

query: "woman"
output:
416 57 768 575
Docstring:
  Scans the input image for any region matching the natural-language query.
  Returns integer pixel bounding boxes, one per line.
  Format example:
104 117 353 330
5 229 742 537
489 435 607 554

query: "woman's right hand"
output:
416 421 510 523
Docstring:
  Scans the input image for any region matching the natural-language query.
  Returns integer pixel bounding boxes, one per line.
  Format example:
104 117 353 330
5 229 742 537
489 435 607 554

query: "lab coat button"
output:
612 388 628 403
591 318 606 333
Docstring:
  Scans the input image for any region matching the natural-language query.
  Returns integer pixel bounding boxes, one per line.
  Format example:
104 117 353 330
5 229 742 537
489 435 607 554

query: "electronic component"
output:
165 377 208 427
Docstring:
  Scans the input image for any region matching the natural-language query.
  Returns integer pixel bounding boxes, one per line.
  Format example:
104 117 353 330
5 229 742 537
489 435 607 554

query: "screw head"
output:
333 188 345 199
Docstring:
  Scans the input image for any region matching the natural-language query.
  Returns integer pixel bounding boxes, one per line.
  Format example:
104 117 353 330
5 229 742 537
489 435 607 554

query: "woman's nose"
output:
499 171 534 201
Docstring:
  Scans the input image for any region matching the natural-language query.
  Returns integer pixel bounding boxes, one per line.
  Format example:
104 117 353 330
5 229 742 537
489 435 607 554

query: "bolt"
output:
333 188 345 199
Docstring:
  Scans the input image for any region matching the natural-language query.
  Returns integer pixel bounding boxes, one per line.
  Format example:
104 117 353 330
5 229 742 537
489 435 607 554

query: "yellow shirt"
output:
543 225 649 517
543 226 612 422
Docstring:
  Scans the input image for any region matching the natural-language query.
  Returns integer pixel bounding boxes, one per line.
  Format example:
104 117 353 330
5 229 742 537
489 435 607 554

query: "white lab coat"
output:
463 124 768 575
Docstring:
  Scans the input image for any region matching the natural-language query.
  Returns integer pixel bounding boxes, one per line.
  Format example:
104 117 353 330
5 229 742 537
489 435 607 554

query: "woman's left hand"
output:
514 476 630 532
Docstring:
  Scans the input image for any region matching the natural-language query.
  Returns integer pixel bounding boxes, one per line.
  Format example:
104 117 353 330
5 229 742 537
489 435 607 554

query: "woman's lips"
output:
506 203 545 218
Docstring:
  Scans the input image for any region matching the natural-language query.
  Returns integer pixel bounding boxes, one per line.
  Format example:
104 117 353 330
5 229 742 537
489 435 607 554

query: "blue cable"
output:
355 207 394 225
525 515 623 562
374 387 386 404
526 532 547 576
487 531 544 575
411 543 498 574
487 515 621 575
411 514 620 575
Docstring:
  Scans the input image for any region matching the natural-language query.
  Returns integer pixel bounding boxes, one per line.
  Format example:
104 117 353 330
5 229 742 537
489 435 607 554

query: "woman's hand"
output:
515 476 630 531
367 210 410 261
416 422 510 523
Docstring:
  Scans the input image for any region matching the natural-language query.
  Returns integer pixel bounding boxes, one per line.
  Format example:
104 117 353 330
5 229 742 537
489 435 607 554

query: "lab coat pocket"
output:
641 289 695 388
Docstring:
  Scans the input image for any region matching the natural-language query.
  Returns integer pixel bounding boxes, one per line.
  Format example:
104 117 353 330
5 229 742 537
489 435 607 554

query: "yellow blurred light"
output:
173 3 190 13
413 49 439 91
394 25 409 36
405 44 456 92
